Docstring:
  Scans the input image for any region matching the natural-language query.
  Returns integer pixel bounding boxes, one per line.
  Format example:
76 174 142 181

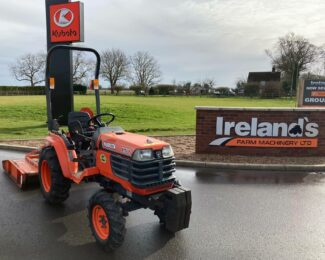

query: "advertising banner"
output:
196 107 325 156
298 80 325 107
210 116 318 148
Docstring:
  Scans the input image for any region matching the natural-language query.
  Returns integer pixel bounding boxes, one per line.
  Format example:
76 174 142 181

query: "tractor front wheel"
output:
38 147 71 204
88 190 126 251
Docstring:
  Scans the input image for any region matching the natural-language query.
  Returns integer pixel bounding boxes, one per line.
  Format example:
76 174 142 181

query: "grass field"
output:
0 95 296 140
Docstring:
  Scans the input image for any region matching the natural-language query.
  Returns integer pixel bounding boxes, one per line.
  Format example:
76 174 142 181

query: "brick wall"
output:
196 107 325 156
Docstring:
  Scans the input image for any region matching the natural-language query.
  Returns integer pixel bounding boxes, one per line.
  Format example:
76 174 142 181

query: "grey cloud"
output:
0 0 324 87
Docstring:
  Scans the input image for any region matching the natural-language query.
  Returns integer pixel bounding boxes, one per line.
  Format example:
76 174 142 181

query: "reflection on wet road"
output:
194 169 325 184
0 150 324 260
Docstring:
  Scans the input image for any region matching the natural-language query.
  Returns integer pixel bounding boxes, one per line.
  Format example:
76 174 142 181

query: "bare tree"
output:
73 52 94 85
101 49 129 94
319 46 325 74
266 32 318 96
234 77 247 95
130 51 161 94
202 78 215 94
182 82 193 95
300 70 325 81
10 53 45 86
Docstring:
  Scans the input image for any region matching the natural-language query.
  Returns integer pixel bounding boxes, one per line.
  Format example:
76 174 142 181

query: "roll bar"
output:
45 45 101 131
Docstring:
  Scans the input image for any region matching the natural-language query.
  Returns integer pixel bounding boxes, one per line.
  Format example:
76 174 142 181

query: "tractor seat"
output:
68 111 94 137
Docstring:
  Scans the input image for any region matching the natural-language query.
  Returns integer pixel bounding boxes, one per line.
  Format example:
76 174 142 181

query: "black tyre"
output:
88 190 126 252
38 147 71 204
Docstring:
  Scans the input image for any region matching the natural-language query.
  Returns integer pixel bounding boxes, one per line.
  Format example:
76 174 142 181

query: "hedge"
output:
0 85 87 96
0 86 45 95
244 83 260 97
73 84 87 95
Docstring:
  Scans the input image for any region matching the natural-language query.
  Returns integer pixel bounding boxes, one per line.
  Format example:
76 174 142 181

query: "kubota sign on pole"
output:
49 1 84 43
45 0 84 124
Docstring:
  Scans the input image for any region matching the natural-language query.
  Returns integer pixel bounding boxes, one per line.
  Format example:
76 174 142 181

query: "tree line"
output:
11 32 325 97
10 49 162 95
10 48 218 96
130 79 216 96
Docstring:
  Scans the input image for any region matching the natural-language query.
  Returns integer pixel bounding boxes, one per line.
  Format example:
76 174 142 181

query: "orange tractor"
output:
2 45 191 251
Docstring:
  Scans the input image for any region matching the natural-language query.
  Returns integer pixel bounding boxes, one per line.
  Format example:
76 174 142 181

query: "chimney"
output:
272 66 276 72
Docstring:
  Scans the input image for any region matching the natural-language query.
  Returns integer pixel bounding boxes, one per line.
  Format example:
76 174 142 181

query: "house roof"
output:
247 72 281 82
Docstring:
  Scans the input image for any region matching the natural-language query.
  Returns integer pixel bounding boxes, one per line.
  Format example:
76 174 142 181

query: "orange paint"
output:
80 107 94 117
99 132 169 157
92 205 110 240
311 91 325 97
41 160 51 192
45 133 78 178
71 167 99 184
97 150 173 195
49 2 83 43
49 77 55 89
225 137 318 148
93 79 99 90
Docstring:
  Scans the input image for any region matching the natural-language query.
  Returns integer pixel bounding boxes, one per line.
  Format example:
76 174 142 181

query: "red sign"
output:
50 2 84 43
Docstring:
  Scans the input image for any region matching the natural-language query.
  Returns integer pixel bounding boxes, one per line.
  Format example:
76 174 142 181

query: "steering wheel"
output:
87 113 115 127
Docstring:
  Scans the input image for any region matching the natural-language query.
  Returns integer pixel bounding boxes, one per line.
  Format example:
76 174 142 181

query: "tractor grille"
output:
110 154 176 188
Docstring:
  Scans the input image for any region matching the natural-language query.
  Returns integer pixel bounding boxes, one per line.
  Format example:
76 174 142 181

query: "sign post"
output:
45 0 84 124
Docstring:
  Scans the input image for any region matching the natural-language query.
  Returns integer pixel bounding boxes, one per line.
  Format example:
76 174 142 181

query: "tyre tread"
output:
39 147 71 204
87 190 126 251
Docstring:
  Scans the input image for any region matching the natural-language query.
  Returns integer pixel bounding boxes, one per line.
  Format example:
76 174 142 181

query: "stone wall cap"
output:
195 106 325 112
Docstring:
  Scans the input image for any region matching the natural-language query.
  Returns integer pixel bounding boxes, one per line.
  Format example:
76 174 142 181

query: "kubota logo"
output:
54 8 74 28
209 117 319 148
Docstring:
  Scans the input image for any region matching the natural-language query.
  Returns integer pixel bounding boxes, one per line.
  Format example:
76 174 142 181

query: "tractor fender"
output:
45 133 78 179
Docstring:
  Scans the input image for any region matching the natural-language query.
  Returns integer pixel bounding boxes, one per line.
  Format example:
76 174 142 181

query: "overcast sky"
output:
0 0 324 87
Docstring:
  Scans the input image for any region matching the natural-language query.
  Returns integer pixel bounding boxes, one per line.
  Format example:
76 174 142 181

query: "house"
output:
247 66 281 86
247 66 282 97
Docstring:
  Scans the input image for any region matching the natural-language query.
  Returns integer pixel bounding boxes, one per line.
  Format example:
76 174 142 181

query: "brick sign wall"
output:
196 107 325 156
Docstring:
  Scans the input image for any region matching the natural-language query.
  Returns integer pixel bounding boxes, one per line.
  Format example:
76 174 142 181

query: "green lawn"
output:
0 95 296 140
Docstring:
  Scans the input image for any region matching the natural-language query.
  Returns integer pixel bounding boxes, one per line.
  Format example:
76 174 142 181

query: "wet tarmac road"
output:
0 150 325 260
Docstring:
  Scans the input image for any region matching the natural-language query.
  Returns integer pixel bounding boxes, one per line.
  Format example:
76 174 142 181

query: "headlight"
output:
162 145 174 158
132 149 154 161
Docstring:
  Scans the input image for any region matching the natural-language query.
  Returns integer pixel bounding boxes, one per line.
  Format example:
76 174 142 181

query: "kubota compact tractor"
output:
2 45 191 251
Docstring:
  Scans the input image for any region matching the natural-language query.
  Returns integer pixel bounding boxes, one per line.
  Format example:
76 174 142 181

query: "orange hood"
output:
99 132 170 157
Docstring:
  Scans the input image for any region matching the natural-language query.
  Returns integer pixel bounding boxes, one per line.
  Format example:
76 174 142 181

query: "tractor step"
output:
2 150 40 189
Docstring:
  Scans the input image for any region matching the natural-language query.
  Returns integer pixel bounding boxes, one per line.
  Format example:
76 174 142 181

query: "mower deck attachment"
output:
2 150 39 189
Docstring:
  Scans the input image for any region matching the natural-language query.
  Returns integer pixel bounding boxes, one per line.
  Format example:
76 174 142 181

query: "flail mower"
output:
2 45 191 251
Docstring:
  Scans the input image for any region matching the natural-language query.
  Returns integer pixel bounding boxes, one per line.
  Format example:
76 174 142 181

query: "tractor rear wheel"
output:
38 147 71 204
87 190 126 252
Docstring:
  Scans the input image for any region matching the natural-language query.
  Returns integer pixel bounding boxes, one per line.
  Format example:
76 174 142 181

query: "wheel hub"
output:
99 215 108 228
92 205 110 240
